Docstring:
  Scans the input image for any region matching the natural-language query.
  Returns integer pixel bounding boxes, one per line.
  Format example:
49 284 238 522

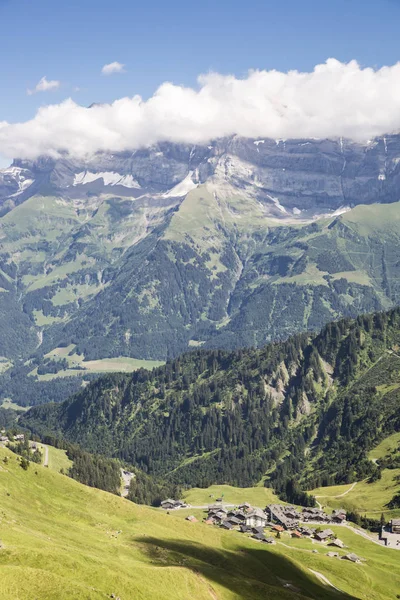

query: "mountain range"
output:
2 134 400 405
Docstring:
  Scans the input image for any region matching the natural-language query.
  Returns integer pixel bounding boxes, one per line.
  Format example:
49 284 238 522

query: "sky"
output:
1 0 400 164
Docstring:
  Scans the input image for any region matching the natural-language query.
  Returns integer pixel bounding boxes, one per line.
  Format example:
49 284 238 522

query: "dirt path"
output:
308 569 342 592
120 469 134 497
335 482 357 498
315 481 357 501
42 444 49 467
194 569 218 600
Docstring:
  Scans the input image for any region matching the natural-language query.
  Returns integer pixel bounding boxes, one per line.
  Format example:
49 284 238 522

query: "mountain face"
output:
2 135 400 405
22 307 400 490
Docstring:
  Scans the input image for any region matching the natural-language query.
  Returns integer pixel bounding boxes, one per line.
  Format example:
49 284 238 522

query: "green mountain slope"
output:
3 193 400 408
22 307 400 492
1 445 399 600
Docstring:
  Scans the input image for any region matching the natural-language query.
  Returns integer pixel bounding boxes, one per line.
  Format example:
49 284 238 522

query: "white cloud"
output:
2 59 400 160
27 76 61 96
101 61 126 75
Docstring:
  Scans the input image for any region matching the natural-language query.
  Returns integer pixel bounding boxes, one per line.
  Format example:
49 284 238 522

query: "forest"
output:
21 306 400 498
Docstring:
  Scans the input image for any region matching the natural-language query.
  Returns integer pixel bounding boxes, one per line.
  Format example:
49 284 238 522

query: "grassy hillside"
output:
310 434 400 519
183 484 280 507
0 446 399 600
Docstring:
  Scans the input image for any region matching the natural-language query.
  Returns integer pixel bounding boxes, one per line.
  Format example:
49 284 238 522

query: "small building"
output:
329 539 345 549
326 551 339 558
314 529 334 542
227 516 242 526
234 510 246 521
186 515 198 522
0 436 9 443
239 502 252 511
300 527 313 536
390 519 400 534
271 524 284 533
161 499 186 510
245 508 268 528
239 524 251 533
331 509 346 523
252 532 266 542
343 553 361 563
265 537 276 544
208 504 224 512
252 525 265 535
291 531 302 539
161 501 176 510
14 434 25 441
221 521 233 530
204 518 214 525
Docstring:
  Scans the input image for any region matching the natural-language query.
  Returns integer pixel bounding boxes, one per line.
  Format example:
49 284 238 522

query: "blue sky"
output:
1 0 400 123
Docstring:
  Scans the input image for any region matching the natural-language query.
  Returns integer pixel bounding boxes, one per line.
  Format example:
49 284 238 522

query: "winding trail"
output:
315 481 357 501
308 569 342 593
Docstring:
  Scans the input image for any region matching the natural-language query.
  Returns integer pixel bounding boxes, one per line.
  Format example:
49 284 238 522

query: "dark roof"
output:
221 521 233 529
252 526 264 534
252 532 266 541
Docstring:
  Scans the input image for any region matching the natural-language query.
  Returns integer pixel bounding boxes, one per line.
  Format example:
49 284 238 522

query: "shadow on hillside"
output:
136 536 360 600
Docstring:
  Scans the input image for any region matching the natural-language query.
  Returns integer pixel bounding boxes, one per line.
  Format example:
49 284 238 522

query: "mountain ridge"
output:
21 306 400 493
2 135 400 406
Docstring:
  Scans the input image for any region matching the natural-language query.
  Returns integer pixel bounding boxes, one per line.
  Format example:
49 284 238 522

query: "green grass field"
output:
183 484 280 507
28 345 164 380
1 446 400 600
45 445 73 473
369 432 400 461
310 434 400 519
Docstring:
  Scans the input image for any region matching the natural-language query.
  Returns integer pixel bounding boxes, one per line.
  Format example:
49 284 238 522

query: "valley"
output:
2 136 400 406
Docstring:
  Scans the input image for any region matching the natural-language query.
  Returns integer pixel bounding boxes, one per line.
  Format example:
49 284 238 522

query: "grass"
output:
30 345 164 380
1 446 400 600
310 469 400 519
369 432 400 461
183 484 280 507
45 445 73 473
0 398 31 412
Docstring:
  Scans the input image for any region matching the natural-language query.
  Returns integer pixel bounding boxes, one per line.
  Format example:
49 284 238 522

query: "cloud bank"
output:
27 76 61 96
3 59 400 160
101 61 126 75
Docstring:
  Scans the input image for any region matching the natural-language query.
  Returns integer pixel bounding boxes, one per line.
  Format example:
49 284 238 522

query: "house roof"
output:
246 508 267 519
344 553 360 562
315 529 334 539
252 526 264 534
221 521 233 529
329 539 344 548
291 531 302 538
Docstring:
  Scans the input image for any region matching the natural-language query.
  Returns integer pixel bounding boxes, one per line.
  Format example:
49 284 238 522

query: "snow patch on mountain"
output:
73 171 141 188
0 166 34 195
266 193 287 214
161 172 198 198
